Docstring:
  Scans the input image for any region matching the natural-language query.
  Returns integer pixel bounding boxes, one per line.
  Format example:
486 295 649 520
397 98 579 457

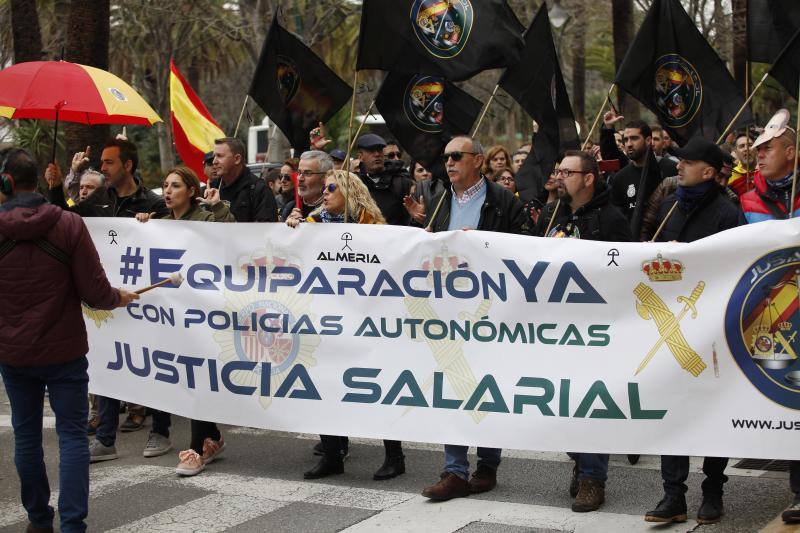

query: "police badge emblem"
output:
410 0 474 59
276 55 301 104
403 75 445 133
653 54 702 128
725 247 800 409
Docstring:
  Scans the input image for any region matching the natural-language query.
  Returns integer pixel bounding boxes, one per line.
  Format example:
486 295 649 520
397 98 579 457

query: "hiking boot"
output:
569 461 579 498
304 455 344 479
571 478 605 512
373 454 405 480
644 495 688 523
175 449 205 477
201 437 226 464
697 493 724 524
89 439 118 463
782 499 800 524
120 413 145 433
422 472 470 501
86 415 99 436
469 464 497 494
143 432 172 458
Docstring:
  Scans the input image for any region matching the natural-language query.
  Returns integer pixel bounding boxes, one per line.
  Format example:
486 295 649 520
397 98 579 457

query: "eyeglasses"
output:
385 151 402 159
280 174 293 181
498 175 515 183
554 168 589 178
442 151 477 162
298 170 325 178
324 183 338 193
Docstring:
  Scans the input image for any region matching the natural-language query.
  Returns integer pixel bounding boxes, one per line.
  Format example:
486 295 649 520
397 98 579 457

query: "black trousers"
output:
661 455 729 497
790 461 800 498
319 436 402 459
190 420 221 454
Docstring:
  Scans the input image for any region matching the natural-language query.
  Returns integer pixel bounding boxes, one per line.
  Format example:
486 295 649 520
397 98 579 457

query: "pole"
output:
716 71 770 144
471 84 500 138
581 84 615 150
426 191 449 231
790 84 800 218
347 100 376 153
650 200 678 242
343 70 360 224
544 199 561 237
233 95 249 138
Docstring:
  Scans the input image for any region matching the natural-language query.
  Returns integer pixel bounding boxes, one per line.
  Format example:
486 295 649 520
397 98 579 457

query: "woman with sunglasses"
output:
276 159 298 213
135 166 233 477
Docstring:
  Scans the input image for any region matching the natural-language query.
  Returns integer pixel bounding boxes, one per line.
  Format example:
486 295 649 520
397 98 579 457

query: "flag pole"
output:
581 84 615 150
426 190 450 231
544 199 561 236
716 71 770 144
790 84 800 219
233 95 249 138
650 200 678 242
347 100 376 153
471 84 500 137
343 70 361 224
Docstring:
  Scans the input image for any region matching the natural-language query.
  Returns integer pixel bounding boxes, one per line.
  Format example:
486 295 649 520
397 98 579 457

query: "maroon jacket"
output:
0 193 120 367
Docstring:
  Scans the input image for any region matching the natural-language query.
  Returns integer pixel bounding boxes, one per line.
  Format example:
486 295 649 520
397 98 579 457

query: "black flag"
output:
769 29 800 96
357 0 525 82
747 0 800 63
615 0 751 144
249 15 352 151
499 2 580 203
375 72 482 168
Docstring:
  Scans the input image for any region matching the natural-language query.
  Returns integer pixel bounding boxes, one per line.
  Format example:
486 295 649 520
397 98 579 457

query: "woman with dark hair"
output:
277 158 299 213
481 145 511 181
136 165 233 477
411 161 432 183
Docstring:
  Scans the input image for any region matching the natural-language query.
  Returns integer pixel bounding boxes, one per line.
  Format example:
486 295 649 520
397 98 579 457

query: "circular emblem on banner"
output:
724 247 800 409
276 55 301 104
234 299 300 376
404 75 445 133
108 88 127 102
410 0 474 59
653 54 702 128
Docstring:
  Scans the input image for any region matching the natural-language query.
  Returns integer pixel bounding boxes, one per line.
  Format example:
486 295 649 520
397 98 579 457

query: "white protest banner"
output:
84 218 800 459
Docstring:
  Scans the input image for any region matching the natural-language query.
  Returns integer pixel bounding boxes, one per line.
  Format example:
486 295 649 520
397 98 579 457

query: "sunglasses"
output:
280 174 293 181
385 151 402 159
324 183 338 193
442 151 476 162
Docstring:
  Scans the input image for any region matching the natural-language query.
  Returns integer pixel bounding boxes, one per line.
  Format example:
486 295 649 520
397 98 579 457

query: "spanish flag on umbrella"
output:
170 60 224 181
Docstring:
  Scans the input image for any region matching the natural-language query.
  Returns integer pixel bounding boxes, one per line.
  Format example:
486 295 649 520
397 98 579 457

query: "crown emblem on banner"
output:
642 253 683 282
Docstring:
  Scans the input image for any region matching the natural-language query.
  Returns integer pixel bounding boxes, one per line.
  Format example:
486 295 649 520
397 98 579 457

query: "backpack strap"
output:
0 237 70 265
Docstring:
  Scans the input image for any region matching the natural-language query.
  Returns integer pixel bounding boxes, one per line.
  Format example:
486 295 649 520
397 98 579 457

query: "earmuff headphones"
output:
0 150 15 196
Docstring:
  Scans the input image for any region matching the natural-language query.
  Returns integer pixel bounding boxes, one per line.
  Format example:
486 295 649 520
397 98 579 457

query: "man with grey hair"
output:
282 150 332 221
78 170 104 203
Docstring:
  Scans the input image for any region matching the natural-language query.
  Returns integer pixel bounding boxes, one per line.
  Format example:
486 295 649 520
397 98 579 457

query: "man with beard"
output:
282 151 331 221
534 150 630 513
728 132 757 197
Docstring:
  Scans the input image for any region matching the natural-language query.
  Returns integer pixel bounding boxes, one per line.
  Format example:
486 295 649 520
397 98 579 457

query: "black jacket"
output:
654 188 740 243
535 184 632 242
358 160 415 226
49 180 168 218
213 166 277 222
424 178 529 235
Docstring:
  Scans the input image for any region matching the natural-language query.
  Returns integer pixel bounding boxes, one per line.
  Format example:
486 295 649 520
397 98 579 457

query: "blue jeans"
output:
1 356 90 533
568 452 609 485
96 396 170 447
444 445 501 480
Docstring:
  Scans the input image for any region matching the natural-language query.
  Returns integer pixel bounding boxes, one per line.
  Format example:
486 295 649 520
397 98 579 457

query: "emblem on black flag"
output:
276 55 300 104
404 75 445 133
654 54 702 128
410 0 474 59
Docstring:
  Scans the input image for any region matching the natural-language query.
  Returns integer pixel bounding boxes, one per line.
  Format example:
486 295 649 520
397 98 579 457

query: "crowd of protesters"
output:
1 106 799 532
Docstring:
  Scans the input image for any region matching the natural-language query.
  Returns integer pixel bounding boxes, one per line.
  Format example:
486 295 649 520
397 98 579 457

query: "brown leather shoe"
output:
571 478 605 512
421 472 470 501
469 464 497 494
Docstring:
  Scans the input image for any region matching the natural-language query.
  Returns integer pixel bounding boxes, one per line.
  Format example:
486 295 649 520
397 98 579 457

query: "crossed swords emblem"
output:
633 281 707 377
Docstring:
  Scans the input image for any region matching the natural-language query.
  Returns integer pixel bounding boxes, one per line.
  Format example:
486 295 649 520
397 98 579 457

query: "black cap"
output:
329 149 346 161
721 151 734 168
356 133 386 150
203 151 214 165
672 137 724 171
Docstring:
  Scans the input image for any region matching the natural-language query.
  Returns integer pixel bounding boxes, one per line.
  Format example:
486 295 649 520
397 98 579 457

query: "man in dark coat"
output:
211 137 277 222
0 147 137 533
355 133 415 226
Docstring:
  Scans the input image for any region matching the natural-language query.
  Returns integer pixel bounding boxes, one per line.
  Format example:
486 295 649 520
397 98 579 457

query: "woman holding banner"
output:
136 166 233 476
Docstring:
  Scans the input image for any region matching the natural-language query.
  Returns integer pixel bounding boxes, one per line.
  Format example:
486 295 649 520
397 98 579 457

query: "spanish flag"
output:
170 60 224 181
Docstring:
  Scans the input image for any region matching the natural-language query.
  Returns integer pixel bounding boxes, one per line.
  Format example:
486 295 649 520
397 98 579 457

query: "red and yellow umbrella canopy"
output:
0 61 161 126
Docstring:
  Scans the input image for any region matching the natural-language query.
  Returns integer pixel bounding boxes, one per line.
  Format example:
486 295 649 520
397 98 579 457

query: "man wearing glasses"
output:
282 151 332 222
420 135 527 502
383 140 403 162
534 150 630 513
355 134 414 225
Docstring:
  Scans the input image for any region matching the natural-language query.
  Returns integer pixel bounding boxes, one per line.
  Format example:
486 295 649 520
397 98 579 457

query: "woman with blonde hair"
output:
481 145 512 181
286 170 407 482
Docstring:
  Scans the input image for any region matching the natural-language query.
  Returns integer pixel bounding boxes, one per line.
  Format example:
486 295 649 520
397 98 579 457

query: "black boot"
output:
304 455 344 479
782 499 800 524
373 454 405 480
644 495 687 523
697 493 724 524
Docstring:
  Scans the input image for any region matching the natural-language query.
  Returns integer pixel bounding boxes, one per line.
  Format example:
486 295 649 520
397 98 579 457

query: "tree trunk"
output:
63 0 110 170
611 0 638 119
10 0 43 63
571 7 587 128
157 121 176 171
732 0 748 95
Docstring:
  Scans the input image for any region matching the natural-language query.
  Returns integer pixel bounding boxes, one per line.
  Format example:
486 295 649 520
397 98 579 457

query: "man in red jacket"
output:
0 147 137 533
